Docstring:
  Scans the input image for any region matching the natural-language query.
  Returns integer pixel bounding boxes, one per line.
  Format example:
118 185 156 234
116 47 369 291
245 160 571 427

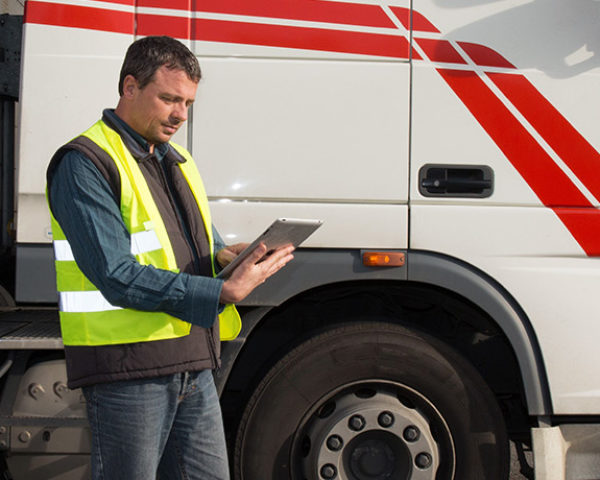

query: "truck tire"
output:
233 322 509 480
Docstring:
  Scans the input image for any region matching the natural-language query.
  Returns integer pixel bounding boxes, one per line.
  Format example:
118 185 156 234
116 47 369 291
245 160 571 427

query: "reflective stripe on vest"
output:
53 230 161 262
49 119 241 345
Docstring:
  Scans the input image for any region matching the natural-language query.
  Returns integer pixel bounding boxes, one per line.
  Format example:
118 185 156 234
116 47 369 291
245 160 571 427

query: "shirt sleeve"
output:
213 225 226 254
49 150 224 328
212 225 227 276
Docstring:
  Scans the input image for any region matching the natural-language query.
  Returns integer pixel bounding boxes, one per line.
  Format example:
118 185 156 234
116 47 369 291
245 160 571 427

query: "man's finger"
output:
243 243 268 265
262 249 294 274
264 245 295 264
229 242 249 255
217 249 236 266
270 256 293 275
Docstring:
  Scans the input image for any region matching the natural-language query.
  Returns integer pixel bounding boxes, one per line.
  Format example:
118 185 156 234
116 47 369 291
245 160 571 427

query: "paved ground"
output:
0 440 536 479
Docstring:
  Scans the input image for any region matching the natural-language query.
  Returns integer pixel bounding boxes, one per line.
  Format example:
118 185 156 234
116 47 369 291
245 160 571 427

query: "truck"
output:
1 0 599 478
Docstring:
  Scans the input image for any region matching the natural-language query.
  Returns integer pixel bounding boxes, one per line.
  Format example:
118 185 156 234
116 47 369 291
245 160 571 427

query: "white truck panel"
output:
192 57 410 203
16 25 129 242
17 30 123 193
410 64 541 206
411 206 584 258
192 42 408 61
436 0 600 83
519 69 600 207
211 201 408 249
15 194 52 244
412 205 600 414
13 0 600 417
411 0 600 414
8 0 600 477
15 24 191 243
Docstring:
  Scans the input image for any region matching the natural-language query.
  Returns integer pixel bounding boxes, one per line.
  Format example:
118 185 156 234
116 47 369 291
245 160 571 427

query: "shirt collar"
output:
102 109 171 163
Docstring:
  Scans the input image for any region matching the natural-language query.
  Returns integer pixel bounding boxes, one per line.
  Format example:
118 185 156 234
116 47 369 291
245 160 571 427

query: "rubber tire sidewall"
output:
234 322 509 480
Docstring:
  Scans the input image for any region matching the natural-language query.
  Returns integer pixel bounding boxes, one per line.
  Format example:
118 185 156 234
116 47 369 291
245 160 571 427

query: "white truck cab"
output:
1 1 599 478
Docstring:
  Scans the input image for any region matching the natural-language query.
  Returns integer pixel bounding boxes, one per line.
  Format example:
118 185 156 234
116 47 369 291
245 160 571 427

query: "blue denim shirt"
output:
49 111 226 328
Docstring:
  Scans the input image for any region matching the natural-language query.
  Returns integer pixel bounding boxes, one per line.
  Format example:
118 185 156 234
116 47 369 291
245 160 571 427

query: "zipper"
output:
152 154 219 367
207 328 220 371
153 155 202 272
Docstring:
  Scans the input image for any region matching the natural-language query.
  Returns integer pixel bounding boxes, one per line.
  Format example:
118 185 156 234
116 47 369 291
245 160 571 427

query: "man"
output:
46 36 294 479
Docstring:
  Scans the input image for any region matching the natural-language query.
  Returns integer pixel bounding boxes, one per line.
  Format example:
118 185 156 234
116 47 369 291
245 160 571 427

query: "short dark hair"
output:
118 36 202 96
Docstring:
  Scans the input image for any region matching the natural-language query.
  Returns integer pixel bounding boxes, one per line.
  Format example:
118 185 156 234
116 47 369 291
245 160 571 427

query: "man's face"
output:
124 65 198 146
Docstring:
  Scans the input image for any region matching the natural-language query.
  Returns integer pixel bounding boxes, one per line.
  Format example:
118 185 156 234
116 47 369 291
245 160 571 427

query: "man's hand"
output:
216 243 249 267
219 243 295 304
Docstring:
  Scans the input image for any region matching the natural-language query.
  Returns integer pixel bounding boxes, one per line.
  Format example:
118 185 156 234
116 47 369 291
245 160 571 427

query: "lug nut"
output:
320 463 337 479
326 435 343 451
415 452 432 469
378 411 394 428
348 415 365 431
403 426 420 442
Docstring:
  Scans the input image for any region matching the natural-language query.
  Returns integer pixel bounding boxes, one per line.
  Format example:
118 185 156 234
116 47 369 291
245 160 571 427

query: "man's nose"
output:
172 103 188 123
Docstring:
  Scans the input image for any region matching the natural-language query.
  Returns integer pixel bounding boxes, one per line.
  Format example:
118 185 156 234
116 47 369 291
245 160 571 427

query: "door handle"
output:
421 177 492 191
419 165 494 198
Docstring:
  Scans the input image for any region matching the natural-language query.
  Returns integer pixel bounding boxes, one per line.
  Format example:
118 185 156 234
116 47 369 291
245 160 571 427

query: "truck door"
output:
173 1 413 251
410 0 600 414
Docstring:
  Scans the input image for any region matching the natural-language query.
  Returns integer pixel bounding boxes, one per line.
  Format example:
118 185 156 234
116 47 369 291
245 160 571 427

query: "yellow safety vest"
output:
49 119 241 346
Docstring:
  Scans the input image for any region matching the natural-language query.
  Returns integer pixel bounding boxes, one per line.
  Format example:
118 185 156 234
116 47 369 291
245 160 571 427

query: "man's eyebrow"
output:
161 93 195 103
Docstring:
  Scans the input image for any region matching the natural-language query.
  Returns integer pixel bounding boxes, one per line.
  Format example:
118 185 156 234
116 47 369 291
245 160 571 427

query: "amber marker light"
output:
362 251 405 267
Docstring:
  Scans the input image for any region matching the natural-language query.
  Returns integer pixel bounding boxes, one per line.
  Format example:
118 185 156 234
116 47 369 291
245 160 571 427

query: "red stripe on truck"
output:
22 2 599 254
92 0 135 6
437 68 590 209
488 72 600 203
25 1 134 34
415 38 466 64
138 0 396 29
553 208 600 256
438 68 599 255
137 14 415 59
459 42 515 69
390 7 439 32
136 13 191 39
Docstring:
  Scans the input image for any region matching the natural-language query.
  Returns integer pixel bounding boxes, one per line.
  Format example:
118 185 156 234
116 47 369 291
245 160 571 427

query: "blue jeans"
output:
82 370 230 480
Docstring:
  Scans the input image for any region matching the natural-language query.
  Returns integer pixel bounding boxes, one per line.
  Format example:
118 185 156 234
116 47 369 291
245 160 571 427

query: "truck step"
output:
0 310 61 350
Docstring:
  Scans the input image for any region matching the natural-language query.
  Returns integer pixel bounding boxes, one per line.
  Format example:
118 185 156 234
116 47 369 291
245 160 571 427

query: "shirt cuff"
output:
178 274 225 328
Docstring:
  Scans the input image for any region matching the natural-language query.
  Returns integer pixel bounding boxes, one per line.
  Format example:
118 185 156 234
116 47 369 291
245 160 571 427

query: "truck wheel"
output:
233 322 508 480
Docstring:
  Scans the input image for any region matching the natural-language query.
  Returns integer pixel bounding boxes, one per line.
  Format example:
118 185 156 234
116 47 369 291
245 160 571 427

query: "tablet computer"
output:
216 218 323 279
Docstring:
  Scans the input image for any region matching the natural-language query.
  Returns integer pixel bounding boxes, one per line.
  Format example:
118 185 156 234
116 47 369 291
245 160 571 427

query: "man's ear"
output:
121 75 138 98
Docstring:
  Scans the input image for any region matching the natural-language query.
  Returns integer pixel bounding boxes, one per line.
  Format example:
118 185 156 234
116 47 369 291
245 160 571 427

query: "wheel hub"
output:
295 382 454 480
347 432 405 479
